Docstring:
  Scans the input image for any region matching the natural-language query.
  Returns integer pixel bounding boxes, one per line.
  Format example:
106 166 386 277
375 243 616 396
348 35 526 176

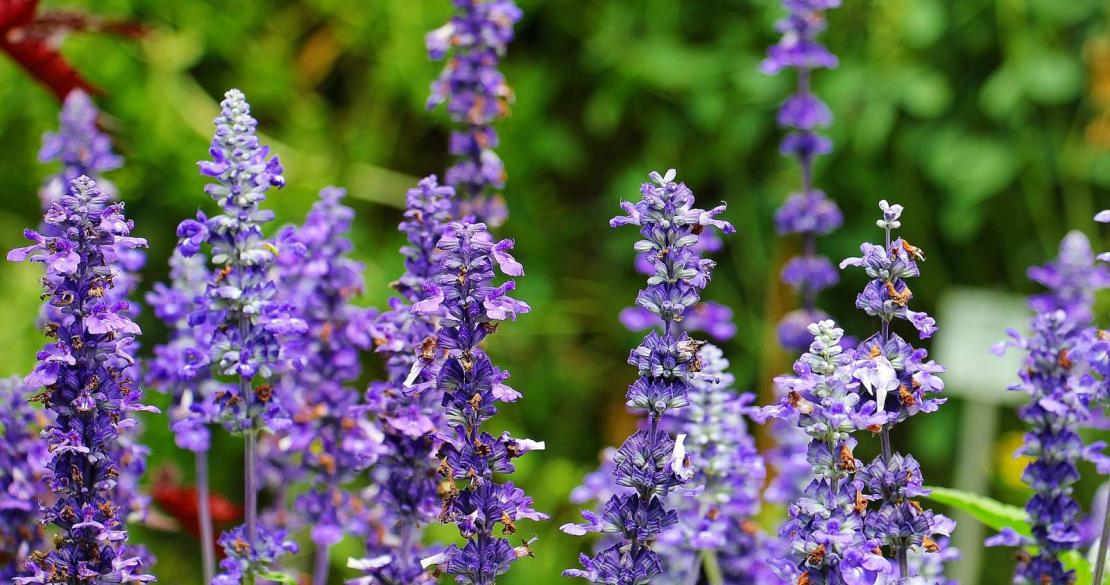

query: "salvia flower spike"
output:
762 0 845 521
0 377 51 582
272 187 384 585
39 90 154 546
9 175 156 584
1089 208 1110 585
39 89 123 205
146 246 220 582
350 175 456 585
562 169 733 584
990 229 1110 584
406 220 545 584
841 200 955 579
427 0 523 226
178 88 306 584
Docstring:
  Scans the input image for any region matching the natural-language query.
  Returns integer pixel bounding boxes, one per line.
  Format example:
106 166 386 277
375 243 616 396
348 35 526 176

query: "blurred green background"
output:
1 0 1109 583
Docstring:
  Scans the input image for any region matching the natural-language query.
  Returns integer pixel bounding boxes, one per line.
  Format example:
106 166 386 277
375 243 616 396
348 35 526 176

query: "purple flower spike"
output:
657 345 782 583
763 0 845 518
763 320 889 583
182 88 305 584
405 221 545 584
353 175 456 585
37 87 153 551
840 201 956 579
9 176 155 584
565 170 734 583
0 377 52 582
427 0 523 226
39 90 123 205
989 226 1110 583
1027 231 1110 326
267 187 383 584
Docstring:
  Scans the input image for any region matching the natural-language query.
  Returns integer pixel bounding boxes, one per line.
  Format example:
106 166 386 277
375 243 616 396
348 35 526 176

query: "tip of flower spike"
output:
223 88 247 105
648 168 677 185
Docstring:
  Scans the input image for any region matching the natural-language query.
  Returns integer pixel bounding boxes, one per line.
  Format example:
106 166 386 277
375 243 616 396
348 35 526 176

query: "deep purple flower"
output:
427 0 523 225
8 176 155 584
0 377 51 582
841 201 955 578
183 89 305 584
351 176 456 585
763 3 845 535
765 0 844 349
395 221 544 584
564 170 732 583
988 226 1110 582
211 525 298 585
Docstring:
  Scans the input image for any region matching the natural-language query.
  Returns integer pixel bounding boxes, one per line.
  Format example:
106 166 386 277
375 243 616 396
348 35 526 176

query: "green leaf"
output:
255 569 299 584
1062 551 1092 585
1017 48 1082 105
924 486 1031 536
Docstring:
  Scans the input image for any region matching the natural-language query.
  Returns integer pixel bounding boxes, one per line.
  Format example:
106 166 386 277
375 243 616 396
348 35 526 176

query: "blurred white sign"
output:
933 287 1028 405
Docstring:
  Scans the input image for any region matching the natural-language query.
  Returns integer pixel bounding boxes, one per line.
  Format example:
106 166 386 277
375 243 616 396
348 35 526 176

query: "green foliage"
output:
927 487 1094 584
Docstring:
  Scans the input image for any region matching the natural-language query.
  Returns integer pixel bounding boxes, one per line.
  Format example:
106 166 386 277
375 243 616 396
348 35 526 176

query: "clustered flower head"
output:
0 377 51 582
841 200 955 579
8 175 155 584
426 0 523 226
178 88 306 583
352 176 455 585
271 187 383 555
212 525 298 585
986 229 1110 584
406 220 545 584
562 169 733 584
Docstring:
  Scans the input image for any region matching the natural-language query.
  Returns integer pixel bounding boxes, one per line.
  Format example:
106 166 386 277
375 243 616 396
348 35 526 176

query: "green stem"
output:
701 550 724 585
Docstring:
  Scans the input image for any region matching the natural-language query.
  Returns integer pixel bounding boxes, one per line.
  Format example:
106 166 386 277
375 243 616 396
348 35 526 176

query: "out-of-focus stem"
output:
701 550 724 585
1093 486 1110 585
313 543 331 585
197 451 215 584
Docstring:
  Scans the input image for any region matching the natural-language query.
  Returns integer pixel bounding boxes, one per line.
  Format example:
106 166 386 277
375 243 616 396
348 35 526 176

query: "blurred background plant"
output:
0 0 1108 583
